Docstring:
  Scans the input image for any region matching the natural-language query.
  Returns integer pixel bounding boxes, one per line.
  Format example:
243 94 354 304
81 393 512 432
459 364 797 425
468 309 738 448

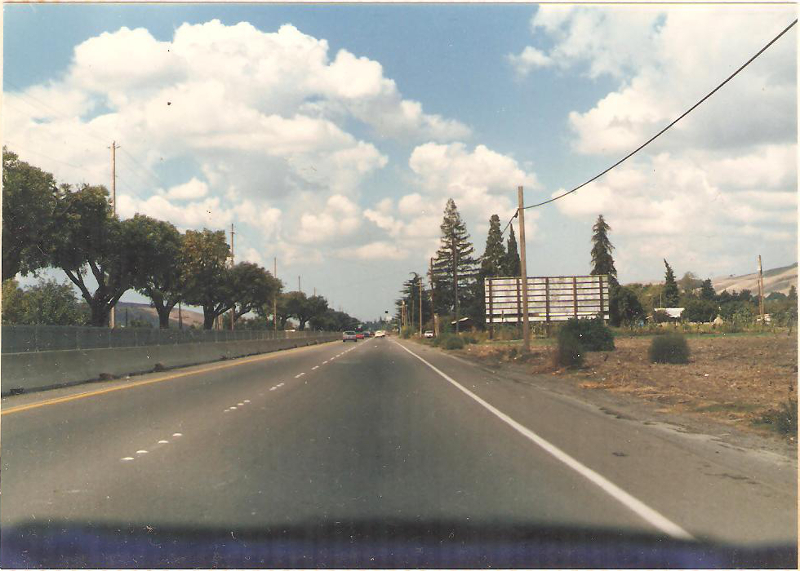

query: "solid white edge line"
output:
393 341 694 541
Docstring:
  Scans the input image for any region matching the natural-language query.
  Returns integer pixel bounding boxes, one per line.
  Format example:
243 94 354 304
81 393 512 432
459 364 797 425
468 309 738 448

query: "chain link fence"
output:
1 325 326 354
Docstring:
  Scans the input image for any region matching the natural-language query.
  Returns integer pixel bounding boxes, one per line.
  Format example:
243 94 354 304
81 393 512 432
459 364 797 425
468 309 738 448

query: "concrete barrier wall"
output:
1 334 339 395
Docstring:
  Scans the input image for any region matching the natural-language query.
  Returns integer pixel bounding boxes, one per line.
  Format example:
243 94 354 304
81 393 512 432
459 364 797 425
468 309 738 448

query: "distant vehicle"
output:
374 330 386 338
424 330 434 338
356 332 365 339
342 331 358 342
363 331 373 338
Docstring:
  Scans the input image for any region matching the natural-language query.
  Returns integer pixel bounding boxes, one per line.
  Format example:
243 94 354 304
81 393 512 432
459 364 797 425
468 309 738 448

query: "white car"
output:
424 330 434 338
374 330 386 338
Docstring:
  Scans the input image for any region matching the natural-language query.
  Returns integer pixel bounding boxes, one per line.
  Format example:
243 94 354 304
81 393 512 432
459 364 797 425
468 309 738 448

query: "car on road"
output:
342 331 358 342
356 332 365 339
424 330 434 338
375 330 386 338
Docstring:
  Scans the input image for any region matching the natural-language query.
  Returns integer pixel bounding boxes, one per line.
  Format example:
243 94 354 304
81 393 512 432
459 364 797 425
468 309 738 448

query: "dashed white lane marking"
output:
312 366 319 370
244 400 251 403
136 450 148 455
121 457 134 462
158 440 169 444
322 360 328 364
229 406 237 410
237 402 244 406
224 409 230 412
295 373 305 378
269 387 277 391
393 341 693 541
173 433 182 437
277 382 285 387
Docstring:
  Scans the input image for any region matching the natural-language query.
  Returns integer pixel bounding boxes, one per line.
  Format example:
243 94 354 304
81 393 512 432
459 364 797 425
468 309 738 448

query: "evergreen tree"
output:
480 214 506 278
663 259 680 307
590 215 618 287
504 223 521 277
431 199 478 331
789 285 797 302
699 278 716 301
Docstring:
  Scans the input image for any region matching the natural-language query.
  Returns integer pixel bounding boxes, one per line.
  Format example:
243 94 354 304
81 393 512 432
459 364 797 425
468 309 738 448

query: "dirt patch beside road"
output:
461 334 797 440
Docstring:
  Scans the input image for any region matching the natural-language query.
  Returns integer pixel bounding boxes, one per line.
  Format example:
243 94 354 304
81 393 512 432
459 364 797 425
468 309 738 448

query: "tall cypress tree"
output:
504 223 521 277
480 214 506 278
663 259 680 307
590 214 618 287
431 199 477 330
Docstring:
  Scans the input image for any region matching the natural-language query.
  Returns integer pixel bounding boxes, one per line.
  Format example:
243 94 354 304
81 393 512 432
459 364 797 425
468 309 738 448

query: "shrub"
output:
759 398 798 436
649 333 690 364
559 318 614 351
652 310 671 323
461 334 479 345
442 334 465 350
400 326 413 339
555 330 583 368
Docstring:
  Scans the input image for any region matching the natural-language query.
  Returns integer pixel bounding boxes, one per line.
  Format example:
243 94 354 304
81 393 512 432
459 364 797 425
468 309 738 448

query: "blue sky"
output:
4 4 796 320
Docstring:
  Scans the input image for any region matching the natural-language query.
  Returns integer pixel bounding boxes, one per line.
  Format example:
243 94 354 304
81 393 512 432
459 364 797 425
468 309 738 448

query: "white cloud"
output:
296 194 362 243
165 177 209 200
342 241 409 261
507 46 553 77
521 6 796 280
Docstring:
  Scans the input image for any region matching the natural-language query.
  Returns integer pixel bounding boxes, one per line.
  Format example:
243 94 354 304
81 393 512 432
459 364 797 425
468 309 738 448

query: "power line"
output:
502 18 797 234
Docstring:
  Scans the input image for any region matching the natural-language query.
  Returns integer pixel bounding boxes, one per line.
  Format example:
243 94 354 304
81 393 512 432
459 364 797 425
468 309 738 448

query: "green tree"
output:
788 285 797 302
683 299 718 323
2 149 59 280
229 262 282 324
431 199 478 331
47 184 143 326
480 214 506 278
663 259 680 307
590 215 618 287
612 286 646 326
679 272 702 296
282 291 327 330
504 223 521 277
2 278 88 325
129 215 186 329
2 279 26 324
181 229 233 329
699 278 716 301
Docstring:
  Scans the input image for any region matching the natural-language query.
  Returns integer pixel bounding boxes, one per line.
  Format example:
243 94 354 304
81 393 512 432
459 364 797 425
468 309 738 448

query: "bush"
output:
759 398 797 436
441 334 465 350
554 330 583 368
649 333 690 364
559 318 614 351
400 326 413 339
652 310 671 323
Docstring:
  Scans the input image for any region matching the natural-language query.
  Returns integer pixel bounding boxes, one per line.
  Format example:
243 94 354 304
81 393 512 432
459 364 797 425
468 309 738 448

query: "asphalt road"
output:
1 337 796 564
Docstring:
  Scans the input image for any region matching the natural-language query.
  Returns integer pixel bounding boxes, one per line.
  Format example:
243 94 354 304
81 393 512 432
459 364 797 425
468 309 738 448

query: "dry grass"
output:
463 334 797 436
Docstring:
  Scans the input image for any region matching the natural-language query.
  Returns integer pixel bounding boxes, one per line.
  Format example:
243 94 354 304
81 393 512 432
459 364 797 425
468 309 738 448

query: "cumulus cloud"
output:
517 6 796 279
342 241 409 261
165 177 209 200
508 46 553 77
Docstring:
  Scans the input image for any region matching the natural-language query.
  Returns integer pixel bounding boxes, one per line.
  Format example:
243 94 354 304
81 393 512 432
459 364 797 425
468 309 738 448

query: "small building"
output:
450 316 476 331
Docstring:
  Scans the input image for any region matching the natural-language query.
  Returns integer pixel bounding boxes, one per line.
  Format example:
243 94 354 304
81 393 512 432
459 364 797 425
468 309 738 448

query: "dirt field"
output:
462 333 797 438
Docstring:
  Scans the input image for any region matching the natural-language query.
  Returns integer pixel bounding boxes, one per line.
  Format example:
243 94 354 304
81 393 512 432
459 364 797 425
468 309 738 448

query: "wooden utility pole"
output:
429 257 438 337
109 141 119 329
230 223 235 331
517 186 531 353
298 276 302 293
419 279 423 337
273 257 278 332
758 255 765 324
178 302 183 330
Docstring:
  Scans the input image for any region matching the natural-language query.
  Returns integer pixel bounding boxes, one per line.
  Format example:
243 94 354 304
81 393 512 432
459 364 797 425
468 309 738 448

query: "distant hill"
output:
711 262 797 296
116 302 205 328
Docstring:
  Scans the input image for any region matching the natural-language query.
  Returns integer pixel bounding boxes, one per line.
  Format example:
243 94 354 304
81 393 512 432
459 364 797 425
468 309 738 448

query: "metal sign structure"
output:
485 275 610 323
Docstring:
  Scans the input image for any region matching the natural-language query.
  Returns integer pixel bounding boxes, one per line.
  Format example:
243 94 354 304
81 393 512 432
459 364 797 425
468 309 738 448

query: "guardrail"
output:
1 325 324 354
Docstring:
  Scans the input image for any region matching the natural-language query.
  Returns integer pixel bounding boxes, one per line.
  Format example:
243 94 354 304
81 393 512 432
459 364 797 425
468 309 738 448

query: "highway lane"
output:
1 336 796 559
